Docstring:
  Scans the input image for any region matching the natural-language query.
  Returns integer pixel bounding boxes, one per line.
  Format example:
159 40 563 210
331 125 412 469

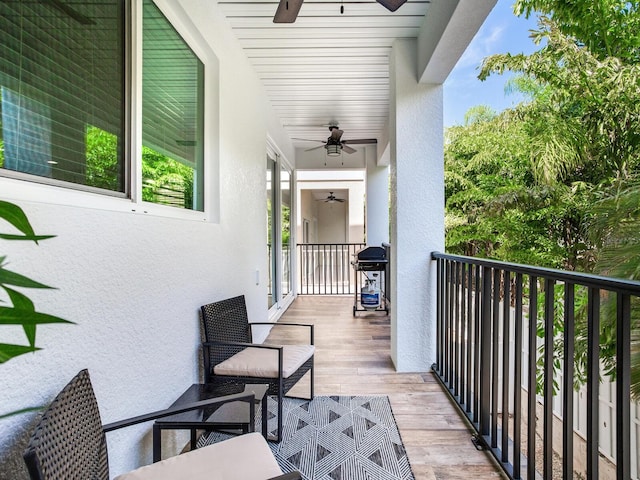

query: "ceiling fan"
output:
322 192 345 203
295 126 377 156
273 0 409 23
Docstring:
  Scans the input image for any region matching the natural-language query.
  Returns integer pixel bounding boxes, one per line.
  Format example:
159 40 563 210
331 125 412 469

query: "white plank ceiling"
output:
217 0 432 148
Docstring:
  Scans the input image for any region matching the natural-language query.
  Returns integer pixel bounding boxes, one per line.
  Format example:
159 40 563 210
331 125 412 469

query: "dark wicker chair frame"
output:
23 369 300 480
201 295 314 442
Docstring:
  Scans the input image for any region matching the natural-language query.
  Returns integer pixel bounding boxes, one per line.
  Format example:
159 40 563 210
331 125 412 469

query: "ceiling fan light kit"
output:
326 144 341 156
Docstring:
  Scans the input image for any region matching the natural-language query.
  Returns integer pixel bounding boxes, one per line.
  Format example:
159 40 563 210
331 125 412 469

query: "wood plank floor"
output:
267 295 506 480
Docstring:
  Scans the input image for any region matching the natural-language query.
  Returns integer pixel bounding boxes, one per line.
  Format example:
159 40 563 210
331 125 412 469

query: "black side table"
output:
153 382 269 462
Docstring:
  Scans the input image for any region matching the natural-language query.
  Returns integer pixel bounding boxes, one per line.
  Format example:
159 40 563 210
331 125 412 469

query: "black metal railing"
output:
432 252 639 480
297 243 365 295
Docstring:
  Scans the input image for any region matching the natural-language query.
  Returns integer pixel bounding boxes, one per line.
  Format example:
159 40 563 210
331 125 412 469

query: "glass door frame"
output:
266 142 295 317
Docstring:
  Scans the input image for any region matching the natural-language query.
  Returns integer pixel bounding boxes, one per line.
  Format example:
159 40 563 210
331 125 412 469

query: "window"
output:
0 1 126 192
142 0 204 211
0 0 206 213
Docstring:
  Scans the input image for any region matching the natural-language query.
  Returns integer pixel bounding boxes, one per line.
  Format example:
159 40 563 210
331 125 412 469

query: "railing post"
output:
436 257 443 374
453 261 461 398
527 276 538 480
491 268 501 447
465 263 474 413
616 293 631 480
543 278 555 480
563 283 575 480
479 265 492 438
445 260 452 384
459 262 467 405
501 270 510 463
586 287 600 480
513 272 523 479
473 265 481 423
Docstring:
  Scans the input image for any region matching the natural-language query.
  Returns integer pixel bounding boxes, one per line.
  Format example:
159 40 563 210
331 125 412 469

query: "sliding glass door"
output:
266 155 277 309
266 153 293 312
280 166 291 298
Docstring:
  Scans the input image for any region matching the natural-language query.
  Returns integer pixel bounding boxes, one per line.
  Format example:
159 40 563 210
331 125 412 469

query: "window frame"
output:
0 0 217 223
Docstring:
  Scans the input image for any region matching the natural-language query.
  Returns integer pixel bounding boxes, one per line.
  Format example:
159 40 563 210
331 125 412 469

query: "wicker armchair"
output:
23 369 300 480
201 295 314 442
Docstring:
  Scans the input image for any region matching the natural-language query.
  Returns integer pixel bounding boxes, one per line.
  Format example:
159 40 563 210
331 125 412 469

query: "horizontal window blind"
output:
0 1 126 192
142 0 204 211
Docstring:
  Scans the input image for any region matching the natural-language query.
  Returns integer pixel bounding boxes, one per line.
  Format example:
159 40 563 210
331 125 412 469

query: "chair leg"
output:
277 381 284 443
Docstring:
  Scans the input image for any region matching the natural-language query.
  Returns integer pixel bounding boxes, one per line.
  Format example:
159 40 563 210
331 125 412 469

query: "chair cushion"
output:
114 432 282 480
214 345 314 379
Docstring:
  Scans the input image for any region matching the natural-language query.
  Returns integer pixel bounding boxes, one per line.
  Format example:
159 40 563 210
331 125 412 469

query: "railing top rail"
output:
297 243 365 246
432 251 640 295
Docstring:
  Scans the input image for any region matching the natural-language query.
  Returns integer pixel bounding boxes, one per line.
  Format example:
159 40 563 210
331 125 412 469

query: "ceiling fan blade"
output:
293 138 324 143
342 145 357 154
376 0 407 12
274 0 303 23
305 145 325 152
330 128 344 142
342 138 377 145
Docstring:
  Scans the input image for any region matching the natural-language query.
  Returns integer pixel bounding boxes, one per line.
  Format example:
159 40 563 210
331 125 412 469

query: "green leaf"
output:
0 307 73 326
0 201 53 244
0 234 56 242
0 405 43 419
0 265 54 290
5 287 37 347
0 343 40 363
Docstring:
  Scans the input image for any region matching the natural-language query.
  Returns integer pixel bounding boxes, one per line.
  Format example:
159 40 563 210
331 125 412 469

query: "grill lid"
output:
355 246 386 261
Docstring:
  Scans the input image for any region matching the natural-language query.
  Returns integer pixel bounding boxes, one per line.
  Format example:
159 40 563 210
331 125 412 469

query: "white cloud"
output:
455 23 506 69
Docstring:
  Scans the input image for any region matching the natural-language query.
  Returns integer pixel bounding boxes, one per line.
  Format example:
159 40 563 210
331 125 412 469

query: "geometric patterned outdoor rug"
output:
198 395 415 480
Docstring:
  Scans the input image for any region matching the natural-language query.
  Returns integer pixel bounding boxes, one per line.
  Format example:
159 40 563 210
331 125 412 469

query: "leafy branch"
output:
0 200 73 364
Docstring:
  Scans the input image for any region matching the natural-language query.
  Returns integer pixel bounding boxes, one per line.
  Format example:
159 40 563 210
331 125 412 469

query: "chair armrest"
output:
249 323 314 345
102 391 256 433
268 472 302 480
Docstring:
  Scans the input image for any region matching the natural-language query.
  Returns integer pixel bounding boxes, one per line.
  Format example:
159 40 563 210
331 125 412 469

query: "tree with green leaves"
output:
514 0 640 62
466 0 640 396
445 105 595 271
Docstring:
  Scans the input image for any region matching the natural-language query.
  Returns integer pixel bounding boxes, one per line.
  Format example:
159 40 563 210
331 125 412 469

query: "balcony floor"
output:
268 295 506 480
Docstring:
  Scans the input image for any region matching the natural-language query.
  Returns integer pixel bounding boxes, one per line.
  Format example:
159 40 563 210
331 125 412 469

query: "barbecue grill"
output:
351 246 388 315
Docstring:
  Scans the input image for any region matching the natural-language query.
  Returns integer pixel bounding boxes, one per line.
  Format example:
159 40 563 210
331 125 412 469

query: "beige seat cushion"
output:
214 345 314 379
114 432 282 480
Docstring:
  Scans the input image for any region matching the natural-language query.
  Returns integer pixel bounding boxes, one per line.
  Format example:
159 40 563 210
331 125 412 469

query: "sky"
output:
443 0 541 128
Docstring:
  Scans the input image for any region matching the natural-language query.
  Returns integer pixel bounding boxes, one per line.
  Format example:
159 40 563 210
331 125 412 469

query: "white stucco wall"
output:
298 189 318 242
389 39 445 372
317 201 347 243
365 145 390 246
0 0 294 477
